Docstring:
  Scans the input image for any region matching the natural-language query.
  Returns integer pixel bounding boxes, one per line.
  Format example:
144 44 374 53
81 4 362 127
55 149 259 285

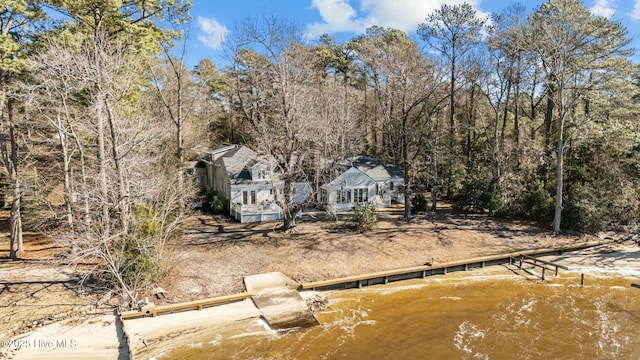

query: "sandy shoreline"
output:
125 298 264 359
539 242 640 278
6 242 639 360
6 313 126 360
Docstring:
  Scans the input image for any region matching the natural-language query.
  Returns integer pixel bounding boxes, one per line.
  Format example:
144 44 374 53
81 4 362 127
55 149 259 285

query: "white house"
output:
203 144 310 223
320 167 377 212
349 156 405 206
195 146 403 221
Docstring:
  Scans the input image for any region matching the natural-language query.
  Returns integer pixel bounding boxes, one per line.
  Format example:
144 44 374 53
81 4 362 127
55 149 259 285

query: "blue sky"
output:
186 0 640 69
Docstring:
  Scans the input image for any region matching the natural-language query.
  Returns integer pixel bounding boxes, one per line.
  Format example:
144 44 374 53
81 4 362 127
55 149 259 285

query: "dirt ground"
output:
0 205 611 346
166 206 597 302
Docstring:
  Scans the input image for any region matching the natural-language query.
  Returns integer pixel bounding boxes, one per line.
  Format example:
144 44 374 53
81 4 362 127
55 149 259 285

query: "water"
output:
156 270 640 359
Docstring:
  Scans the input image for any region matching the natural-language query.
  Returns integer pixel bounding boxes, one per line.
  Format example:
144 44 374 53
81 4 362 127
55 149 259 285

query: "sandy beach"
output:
7 313 126 360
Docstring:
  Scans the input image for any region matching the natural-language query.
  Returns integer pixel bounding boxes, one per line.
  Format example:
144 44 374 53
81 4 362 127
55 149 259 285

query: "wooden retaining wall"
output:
118 240 612 320
119 292 253 320
117 239 614 357
300 240 612 291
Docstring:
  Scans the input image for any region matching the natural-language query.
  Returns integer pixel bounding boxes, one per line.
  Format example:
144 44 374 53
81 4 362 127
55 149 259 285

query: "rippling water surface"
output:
157 271 640 359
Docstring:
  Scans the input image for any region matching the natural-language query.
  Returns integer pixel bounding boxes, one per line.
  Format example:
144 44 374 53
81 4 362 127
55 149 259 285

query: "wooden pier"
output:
512 254 570 280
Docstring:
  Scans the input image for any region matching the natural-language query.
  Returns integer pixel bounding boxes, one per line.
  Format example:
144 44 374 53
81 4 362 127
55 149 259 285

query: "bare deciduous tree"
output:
25 32 191 306
226 16 349 229
353 26 448 220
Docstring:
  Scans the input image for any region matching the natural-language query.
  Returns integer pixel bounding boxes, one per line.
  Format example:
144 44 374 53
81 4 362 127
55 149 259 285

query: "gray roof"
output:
219 146 258 184
324 167 376 189
348 156 403 181
199 144 241 163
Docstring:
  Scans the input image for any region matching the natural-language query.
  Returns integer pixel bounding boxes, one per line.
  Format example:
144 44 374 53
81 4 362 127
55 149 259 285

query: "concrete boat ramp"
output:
120 271 319 331
244 272 319 330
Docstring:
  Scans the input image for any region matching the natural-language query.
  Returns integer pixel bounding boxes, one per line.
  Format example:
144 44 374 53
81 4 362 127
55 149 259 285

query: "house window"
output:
243 191 248 205
356 188 368 203
320 188 327 203
389 182 394 191
251 191 256 204
338 189 351 204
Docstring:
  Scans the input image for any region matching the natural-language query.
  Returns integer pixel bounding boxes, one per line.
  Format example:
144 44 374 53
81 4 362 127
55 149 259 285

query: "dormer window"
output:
251 162 270 181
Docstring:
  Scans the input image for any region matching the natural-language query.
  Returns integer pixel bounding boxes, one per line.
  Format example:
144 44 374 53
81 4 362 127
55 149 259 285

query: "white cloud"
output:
307 0 364 35
197 17 228 50
359 0 484 31
306 0 487 37
590 0 616 18
633 0 640 20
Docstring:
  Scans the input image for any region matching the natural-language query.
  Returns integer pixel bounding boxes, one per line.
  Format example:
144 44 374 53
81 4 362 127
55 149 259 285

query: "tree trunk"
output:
58 125 73 228
175 69 186 212
447 53 456 198
7 99 22 259
283 214 296 230
71 128 91 226
403 115 411 221
514 82 521 166
105 99 129 234
278 178 299 230
466 83 477 161
431 114 440 213
96 92 110 239
542 90 555 188
552 116 565 235
176 119 185 212
92 26 111 240
500 80 512 149
67 119 91 227
10 175 23 259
